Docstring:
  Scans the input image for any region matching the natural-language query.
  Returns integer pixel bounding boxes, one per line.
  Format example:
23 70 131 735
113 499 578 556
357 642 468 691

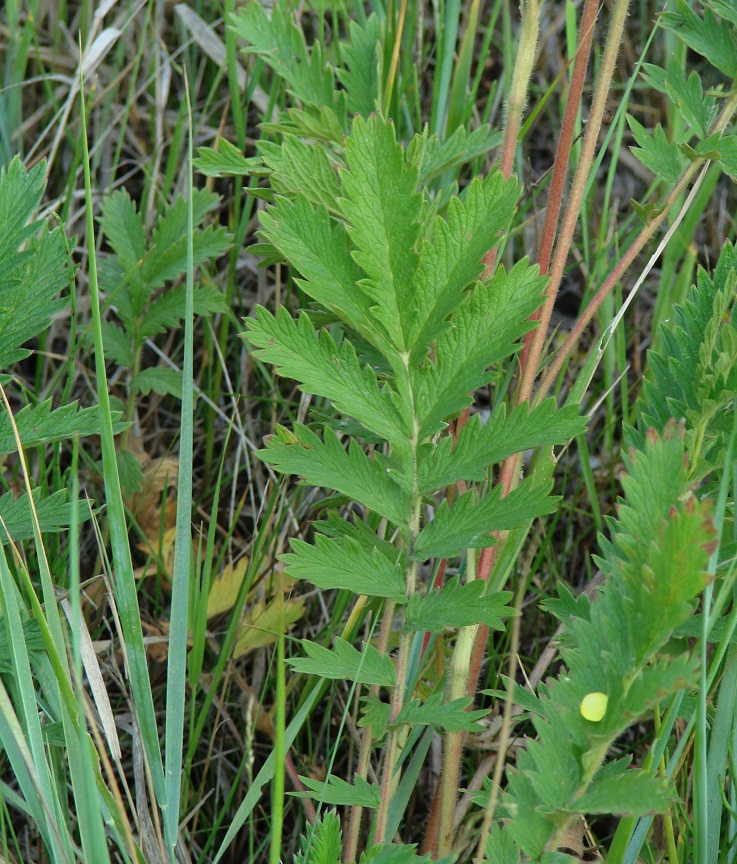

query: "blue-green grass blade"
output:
79 61 166 803
65 442 111 863
163 71 196 856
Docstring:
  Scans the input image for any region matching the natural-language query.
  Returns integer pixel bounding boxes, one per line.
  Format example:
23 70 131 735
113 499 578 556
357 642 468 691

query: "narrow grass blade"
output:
163 70 196 856
0 547 69 863
64 443 111 863
79 60 166 803
212 684 321 863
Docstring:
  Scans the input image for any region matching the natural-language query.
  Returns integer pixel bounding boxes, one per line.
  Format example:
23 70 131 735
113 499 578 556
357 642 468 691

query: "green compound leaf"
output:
294 774 381 808
0 158 68 371
412 477 557 561
336 16 383 116
413 259 546 438
404 577 513 632
360 845 456 864
194 138 264 177
131 367 182 398
289 637 397 687
257 196 395 355
661 0 737 79
417 400 586 493
244 307 411 450
570 770 673 816
283 534 405 601
340 114 423 354
259 424 410 525
101 320 134 367
0 489 90 544
419 124 503 183
231 1 341 111
410 171 521 364
260 136 342 214
142 190 231 292
627 116 687 185
641 62 717 139
294 810 342 864
394 693 488 733
98 188 145 291
0 400 127 456
495 422 715 856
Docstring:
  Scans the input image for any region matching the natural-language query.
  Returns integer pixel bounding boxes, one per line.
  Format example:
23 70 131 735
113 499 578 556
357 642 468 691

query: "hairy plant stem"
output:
536 86 737 399
473 564 528 863
519 0 598 370
426 3 630 853
436 549 477 855
499 0 542 180
345 598 396 863
516 0 631 410
464 0 633 696
423 4 542 851
374 477 421 844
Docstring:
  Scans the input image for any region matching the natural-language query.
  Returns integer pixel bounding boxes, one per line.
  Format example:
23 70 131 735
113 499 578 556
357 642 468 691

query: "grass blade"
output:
163 70 196 856
79 56 166 805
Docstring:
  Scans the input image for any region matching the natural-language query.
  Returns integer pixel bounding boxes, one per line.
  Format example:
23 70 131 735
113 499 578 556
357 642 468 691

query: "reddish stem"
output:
519 0 599 369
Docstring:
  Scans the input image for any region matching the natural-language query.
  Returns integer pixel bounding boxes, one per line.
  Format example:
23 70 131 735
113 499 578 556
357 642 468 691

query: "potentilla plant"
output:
241 113 587 860
208 0 737 860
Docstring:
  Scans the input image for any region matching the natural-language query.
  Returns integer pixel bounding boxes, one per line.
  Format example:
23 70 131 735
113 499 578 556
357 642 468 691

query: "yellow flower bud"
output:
580 692 608 722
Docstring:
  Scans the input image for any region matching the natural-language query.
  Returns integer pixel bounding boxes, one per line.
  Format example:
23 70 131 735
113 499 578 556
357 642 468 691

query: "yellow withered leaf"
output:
233 596 306 658
207 557 250 619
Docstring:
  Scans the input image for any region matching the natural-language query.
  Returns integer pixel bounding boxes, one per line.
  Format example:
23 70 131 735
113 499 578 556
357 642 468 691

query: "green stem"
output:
436 549 477 856
345 600 395 863
374 499 420 844
498 0 541 180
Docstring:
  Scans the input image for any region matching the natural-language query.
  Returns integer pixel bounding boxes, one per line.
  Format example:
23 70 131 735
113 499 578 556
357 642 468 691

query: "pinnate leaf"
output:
0 160 68 369
101 320 134 367
627 116 687 185
336 16 382 116
661 0 737 79
257 196 393 354
0 400 127 456
289 637 397 687
641 62 717 138
571 770 673 816
410 171 521 362
413 477 557 560
340 115 423 353
404 576 513 632
413 260 546 437
395 693 488 733
419 125 503 183
232 1 341 111
417 400 585 493
0 489 89 544
295 774 381 808
244 307 411 449
283 534 406 601
142 190 231 291
131 367 182 398
260 136 342 213
194 138 264 177
295 810 342 864
98 189 145 287
259 424 409 524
